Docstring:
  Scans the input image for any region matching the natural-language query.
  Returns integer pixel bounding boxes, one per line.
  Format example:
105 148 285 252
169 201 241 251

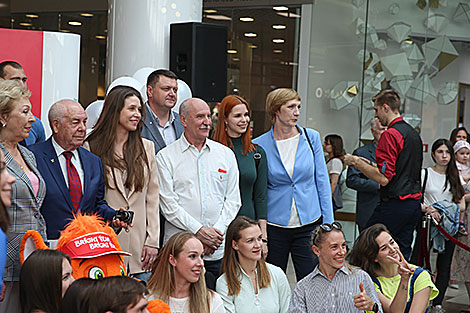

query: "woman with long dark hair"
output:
86 85 159 281
415 139 465 312
350 224 438 313
212 95 268 253
20 249 74 313
216 216 290 313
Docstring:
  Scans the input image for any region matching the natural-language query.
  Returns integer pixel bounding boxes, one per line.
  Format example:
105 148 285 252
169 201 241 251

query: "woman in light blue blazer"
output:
0 81 47 313
253 88 333 281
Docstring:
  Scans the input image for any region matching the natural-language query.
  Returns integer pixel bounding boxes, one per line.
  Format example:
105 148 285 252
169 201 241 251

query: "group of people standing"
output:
0 60 468 313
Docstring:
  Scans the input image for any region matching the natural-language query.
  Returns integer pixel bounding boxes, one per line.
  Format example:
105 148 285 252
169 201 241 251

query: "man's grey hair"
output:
48 99 79 130
179 98 191 117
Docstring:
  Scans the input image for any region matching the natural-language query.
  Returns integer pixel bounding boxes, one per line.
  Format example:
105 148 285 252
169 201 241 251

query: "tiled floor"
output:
285 257 470 313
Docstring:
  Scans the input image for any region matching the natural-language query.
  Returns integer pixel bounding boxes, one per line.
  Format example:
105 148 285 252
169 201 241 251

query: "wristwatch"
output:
371 303 379 313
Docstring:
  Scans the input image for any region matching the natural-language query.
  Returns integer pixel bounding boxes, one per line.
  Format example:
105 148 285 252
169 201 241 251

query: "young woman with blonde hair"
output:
148 232 225 313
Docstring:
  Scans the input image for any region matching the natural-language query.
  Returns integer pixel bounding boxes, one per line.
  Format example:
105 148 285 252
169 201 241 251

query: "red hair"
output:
212 95 254 155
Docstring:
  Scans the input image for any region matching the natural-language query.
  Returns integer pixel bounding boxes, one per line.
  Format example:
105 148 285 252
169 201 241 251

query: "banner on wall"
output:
0 28 80 137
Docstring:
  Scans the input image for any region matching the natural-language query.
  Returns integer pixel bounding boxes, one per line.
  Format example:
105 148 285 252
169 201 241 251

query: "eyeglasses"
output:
0 161 5 172
312 222 342 245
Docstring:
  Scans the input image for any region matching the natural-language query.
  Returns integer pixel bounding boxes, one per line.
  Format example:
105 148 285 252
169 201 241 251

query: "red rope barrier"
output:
434 222 470 252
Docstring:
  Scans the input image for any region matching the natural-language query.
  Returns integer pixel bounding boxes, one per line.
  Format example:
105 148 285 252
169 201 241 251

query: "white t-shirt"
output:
168 293 226 313
327 158 343 175
276 133 301 227
421 167 464 206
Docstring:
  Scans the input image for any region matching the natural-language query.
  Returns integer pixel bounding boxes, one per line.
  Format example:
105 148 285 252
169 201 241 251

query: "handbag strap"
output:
303 127 314 155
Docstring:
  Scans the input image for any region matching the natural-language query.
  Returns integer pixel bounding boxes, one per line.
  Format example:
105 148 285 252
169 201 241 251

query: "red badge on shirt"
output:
218 168 227 173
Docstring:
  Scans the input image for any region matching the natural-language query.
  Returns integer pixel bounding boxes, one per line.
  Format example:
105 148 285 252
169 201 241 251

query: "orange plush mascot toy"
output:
19 213 170 313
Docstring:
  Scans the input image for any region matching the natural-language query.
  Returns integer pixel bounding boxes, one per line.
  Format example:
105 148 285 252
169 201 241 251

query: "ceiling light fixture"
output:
60 29 71 33
204 9 217 13
68 21 82 26
81 13 94 17
240 17 254 22
248 45 257 49
96 35 106 39
25 14 39 18
273 49 283 53
273 6 288 11
277 12 301 18
232 58 240 61
227 49 237 54
244 32 257 37
205 14 232 21
19 22 32 26
272 24 286 29
272 38 285 43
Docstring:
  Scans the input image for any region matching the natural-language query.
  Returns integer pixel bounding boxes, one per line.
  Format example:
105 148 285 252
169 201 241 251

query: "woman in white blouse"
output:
216 216 291 313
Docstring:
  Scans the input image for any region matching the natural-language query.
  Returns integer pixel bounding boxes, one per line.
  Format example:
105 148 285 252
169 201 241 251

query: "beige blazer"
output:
90 139 160 274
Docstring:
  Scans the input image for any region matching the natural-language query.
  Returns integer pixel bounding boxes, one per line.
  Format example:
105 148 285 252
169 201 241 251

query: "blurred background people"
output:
148 231 225 313
346 118 386 232
449 127 469 146
20 249 74 313
350 224 438 313
323 134 345 211
216 216 290 313
253 88 333 281
0 80 47 313
86 85 159 282
212 95 268 254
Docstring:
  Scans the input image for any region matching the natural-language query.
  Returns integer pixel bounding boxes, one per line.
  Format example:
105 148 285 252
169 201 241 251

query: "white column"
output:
106 0 202 86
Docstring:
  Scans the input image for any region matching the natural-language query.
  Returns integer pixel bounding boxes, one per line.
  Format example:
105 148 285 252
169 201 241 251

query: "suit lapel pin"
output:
51 159 55 163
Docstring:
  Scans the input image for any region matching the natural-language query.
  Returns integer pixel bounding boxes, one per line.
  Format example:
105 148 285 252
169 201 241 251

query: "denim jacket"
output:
430 199 459 253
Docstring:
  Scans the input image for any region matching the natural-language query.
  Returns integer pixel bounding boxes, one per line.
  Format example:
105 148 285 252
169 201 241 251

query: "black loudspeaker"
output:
170 22 227 102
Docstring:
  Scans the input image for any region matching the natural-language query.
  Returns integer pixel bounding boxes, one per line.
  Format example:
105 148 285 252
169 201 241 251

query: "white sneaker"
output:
431 305 446 313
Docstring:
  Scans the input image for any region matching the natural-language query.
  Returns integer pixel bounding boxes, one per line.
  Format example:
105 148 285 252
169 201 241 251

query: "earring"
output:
1 122 5 128
224 121 228 132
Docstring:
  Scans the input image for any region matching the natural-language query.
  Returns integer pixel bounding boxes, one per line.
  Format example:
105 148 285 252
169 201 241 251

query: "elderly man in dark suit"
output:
346 118 386 232
29 99 126 242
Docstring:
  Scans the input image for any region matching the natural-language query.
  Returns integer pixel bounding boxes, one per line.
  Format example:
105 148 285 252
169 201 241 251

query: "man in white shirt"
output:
156 98 241 277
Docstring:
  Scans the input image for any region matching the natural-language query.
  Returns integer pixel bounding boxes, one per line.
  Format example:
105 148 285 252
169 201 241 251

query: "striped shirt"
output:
289 265 383 313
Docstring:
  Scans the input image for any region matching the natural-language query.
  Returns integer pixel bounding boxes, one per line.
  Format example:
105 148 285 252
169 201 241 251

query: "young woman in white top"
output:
148 232 225 313
216 216 291 313
419 138 465 312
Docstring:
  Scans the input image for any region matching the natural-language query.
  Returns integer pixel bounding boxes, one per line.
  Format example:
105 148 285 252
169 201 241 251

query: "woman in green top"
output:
213 95 268 256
